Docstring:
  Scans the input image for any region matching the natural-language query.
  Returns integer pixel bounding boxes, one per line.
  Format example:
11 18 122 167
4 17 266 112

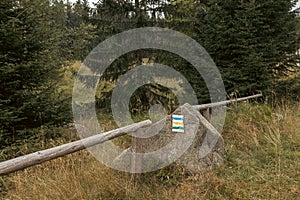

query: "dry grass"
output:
1 102 300 200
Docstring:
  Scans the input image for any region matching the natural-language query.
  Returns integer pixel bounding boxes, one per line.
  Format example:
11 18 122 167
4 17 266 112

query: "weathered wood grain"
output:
0 120 152 176
192 94 262 110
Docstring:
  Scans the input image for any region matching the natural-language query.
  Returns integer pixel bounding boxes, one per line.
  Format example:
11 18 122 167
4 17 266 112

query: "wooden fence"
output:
0 94 262 176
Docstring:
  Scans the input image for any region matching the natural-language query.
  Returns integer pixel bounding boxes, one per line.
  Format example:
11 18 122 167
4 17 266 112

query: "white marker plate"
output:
172 115 184 133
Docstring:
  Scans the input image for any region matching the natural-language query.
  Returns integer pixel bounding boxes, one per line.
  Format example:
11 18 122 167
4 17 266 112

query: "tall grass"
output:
1 101 299 199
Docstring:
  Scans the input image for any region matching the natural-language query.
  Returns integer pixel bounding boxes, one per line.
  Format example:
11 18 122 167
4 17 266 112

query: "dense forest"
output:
0 0 299 153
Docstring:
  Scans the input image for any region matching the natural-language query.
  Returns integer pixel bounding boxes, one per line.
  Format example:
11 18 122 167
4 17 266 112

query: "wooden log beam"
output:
192 94 262 110
0 120 152 176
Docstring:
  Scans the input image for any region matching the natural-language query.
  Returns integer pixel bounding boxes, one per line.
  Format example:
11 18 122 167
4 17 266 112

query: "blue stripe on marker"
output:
172 117 183 121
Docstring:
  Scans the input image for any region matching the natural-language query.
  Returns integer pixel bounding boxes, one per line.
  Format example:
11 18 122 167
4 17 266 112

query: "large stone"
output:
112 103 226 173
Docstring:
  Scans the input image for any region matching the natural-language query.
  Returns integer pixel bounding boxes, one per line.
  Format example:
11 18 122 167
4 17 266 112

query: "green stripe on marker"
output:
172 126 184 130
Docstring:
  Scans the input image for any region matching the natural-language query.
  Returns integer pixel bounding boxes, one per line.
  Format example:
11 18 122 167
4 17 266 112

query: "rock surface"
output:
113 103 226 173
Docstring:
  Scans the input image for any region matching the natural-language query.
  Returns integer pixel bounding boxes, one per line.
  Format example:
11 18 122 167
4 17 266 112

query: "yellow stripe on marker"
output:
173 121 183 125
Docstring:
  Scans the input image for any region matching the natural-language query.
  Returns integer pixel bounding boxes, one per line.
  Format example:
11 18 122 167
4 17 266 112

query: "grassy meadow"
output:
0 100 299 199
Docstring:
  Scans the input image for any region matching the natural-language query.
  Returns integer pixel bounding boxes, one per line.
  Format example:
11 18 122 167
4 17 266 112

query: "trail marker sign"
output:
172 115 184 133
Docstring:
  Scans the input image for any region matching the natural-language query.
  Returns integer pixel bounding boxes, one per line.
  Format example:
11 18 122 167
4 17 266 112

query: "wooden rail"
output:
0 120 152 176
192 94 262 110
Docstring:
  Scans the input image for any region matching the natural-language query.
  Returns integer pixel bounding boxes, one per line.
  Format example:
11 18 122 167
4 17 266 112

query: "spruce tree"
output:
0 0 71 146
200 0 298 96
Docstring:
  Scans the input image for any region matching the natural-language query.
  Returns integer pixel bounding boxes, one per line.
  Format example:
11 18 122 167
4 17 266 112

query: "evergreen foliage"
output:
200 0 298 96
0 0 96 147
